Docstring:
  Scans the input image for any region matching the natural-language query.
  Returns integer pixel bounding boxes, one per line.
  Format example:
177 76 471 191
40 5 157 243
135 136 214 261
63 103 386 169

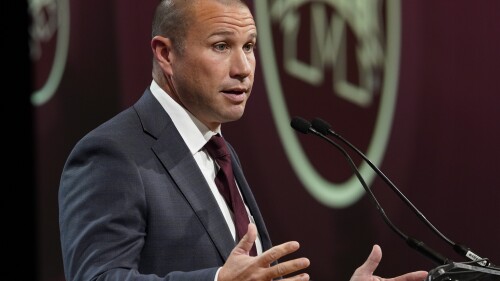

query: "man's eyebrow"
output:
209 30 257 39
210 30 234 37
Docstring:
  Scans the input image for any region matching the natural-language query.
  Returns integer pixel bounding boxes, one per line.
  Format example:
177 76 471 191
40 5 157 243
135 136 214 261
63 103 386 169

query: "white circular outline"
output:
255 0 401 208
31 0 70 106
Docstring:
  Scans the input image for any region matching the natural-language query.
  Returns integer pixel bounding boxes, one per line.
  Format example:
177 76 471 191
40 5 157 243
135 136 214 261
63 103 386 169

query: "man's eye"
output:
214 43 227 51
243 43 255 53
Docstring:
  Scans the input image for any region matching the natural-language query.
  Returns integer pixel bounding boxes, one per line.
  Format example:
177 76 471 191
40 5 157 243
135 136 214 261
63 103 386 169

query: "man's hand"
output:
218 223 310 281
350 245 428 281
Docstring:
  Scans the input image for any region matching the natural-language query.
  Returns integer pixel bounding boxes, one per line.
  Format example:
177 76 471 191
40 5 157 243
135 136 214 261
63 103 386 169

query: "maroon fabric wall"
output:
33 1 500 280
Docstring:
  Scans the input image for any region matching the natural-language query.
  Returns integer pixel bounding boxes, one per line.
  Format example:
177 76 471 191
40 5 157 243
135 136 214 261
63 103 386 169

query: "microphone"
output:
310 117 492 267
290 116 451 265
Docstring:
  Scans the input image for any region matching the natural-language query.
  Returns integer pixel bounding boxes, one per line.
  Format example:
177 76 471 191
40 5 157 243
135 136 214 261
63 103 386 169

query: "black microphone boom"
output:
310 117 491 267
290 116 450 265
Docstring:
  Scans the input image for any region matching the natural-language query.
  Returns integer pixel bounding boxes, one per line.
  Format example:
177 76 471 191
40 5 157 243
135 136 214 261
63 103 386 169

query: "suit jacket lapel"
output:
230 149 273 252
134 89 236 261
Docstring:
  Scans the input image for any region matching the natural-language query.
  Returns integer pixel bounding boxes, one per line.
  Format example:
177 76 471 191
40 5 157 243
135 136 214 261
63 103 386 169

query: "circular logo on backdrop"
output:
255 0 401 208
30 0 70 106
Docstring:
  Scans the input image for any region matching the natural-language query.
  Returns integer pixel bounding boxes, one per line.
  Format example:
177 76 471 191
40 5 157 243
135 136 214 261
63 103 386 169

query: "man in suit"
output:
58 0 428 280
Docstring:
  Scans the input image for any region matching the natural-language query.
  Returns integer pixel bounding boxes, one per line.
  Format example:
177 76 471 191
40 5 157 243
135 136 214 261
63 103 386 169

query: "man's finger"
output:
267 257 311 279
258 240 302 266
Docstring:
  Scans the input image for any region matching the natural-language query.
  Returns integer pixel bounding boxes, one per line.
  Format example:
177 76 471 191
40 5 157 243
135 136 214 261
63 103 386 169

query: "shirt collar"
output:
149 80 221 154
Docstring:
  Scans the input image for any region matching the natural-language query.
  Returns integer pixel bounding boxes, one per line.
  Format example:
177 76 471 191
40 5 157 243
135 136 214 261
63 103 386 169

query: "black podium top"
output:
427 262 500 281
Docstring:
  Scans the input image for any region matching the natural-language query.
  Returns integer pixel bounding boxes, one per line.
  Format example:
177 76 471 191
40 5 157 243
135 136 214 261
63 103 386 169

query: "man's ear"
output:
151 36 174 76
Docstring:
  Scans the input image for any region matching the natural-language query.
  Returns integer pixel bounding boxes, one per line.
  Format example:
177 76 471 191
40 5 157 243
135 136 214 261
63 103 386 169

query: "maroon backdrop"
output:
34 1 500 280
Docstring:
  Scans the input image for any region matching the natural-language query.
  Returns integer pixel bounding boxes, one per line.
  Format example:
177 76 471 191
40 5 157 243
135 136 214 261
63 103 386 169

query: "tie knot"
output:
204 134 229 159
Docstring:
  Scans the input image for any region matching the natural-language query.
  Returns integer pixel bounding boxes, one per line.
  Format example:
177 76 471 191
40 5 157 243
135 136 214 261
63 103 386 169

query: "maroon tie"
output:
204 134 257 256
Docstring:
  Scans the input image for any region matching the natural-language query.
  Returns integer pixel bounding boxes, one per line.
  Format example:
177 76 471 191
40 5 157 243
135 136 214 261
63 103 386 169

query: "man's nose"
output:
230 49 253 79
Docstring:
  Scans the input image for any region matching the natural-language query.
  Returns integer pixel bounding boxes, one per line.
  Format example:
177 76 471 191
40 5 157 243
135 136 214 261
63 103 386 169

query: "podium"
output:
427 262 500 281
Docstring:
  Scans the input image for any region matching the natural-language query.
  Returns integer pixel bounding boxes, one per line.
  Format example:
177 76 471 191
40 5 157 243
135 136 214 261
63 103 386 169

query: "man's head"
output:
151 0 257 131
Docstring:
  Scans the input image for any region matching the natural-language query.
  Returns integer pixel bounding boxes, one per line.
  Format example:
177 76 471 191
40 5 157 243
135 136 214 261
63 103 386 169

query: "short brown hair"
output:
151 0 250 53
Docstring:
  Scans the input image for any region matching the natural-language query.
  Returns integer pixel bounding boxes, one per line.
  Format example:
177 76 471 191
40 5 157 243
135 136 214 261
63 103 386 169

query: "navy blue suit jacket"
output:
59 89 273 281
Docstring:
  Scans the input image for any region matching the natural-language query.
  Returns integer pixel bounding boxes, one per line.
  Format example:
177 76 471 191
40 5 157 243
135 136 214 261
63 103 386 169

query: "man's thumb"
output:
235 223 257 255
362 245 382 273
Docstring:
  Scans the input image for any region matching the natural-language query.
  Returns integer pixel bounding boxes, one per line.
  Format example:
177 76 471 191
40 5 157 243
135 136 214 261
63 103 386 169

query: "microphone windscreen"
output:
290 116 311 134
311 118 331 135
